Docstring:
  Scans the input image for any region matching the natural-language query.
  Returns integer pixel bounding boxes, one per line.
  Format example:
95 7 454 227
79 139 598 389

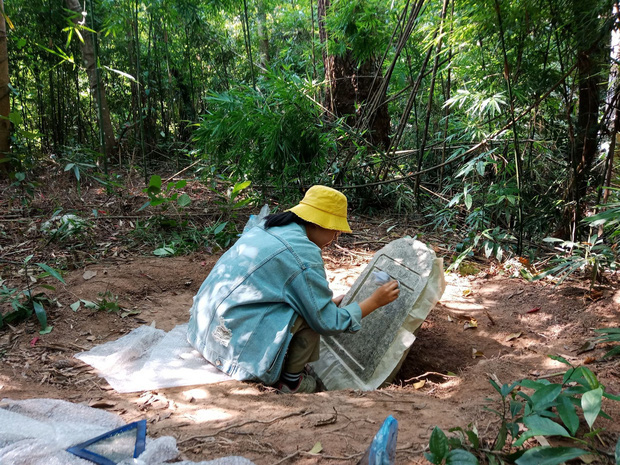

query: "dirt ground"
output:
1 177 620 464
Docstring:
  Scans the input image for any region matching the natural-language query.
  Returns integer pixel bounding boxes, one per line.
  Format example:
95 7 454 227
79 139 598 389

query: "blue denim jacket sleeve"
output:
286 264 362 335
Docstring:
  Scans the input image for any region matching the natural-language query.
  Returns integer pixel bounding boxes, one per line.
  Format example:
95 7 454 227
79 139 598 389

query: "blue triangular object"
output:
66 419 147 465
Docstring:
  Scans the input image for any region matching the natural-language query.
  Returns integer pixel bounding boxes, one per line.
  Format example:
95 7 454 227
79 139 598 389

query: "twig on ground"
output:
314 407 338 427
404 371 457 382
333 243 373 258
537 371 565 379
349 239 391 247
178 409 311 445
286 444 426 463
272 451 300 465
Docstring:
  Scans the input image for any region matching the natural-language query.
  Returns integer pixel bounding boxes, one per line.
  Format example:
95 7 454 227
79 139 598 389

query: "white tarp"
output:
0 398 254 465
75 324 231 393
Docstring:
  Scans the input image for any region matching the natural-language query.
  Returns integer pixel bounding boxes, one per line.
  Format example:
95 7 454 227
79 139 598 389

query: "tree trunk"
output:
65 0 115 161
0 0 10 177
257 0 270 69
560 0 613 238
317 0 390 152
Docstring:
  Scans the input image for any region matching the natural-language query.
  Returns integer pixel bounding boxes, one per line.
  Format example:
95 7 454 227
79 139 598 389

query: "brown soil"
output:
1 175 619 464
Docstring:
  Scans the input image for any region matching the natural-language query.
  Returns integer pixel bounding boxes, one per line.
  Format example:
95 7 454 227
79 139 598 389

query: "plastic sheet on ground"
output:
0 398 254 465
75 324 231 393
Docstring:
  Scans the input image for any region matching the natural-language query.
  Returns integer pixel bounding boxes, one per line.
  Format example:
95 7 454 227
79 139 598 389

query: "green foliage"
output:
585 192 620 240
591 328 620 360
193 69 331 186
59 145 122 195
70 291 121 313
95 291 122 313
534 235 617 286
425 426 479 464
2 149 40 205
139 175 192 212
426 358 620 464
210 179 253 215
153 245 176 257
449 227 516 272
41 209 93 245
0 256 65 333
206 179 256 248
135 178 252 256
445 89 507 120
323 0 392 65
146 218 235 256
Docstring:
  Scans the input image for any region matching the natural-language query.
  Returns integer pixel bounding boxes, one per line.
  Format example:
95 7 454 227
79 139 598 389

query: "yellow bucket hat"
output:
288 185 352 233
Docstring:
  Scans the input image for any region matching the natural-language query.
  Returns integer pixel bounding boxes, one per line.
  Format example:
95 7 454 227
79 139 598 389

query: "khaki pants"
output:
283 316 320 374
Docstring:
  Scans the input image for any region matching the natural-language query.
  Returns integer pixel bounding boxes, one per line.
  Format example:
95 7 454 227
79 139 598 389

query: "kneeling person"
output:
187 186 399 393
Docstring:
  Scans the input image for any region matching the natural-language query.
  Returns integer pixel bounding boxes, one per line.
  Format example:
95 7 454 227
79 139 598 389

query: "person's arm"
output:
358 281 400 317
287 265 364 334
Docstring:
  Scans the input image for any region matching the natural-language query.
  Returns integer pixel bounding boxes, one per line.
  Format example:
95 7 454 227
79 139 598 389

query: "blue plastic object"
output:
66 419 147 465
372 271 399 288
358 415 399 465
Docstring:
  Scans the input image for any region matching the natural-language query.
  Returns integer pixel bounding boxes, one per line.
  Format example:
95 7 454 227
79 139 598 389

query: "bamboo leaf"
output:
32 300 47 329
548 355 571 366
39 325 53 335
213 222 228 236
603 345 620 359
36 263 66 284
103 66 137 82
465 193 472 210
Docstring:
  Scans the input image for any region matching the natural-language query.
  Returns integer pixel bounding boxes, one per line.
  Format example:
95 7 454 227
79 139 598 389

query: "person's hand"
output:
332 294 345 306
359 281 400 318
371 281 400 307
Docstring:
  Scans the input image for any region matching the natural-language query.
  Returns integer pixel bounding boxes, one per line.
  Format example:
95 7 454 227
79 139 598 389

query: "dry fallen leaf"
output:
579 453 597 464
472 348 484 359
462 289 472 297
83 270 97 280
463 318 478 330
577 340 597 354
308 442 323 454
89 400 116 409
413 379 426 390
506 332 522 341
586 290 603 302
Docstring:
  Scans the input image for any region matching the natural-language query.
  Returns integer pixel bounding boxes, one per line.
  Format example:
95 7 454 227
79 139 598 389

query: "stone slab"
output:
312 237 445 390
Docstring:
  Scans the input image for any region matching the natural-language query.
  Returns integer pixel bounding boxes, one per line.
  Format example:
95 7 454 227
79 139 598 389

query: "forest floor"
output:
1 172 619 465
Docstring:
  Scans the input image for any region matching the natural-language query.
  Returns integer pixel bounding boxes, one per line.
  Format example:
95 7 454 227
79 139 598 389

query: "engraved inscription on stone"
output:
322 238 434 382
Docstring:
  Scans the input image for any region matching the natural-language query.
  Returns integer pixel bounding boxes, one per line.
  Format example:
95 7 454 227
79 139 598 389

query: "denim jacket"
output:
187 222 362 385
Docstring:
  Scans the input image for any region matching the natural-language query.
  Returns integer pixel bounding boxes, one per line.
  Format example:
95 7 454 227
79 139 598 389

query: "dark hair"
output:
264 211 310 229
